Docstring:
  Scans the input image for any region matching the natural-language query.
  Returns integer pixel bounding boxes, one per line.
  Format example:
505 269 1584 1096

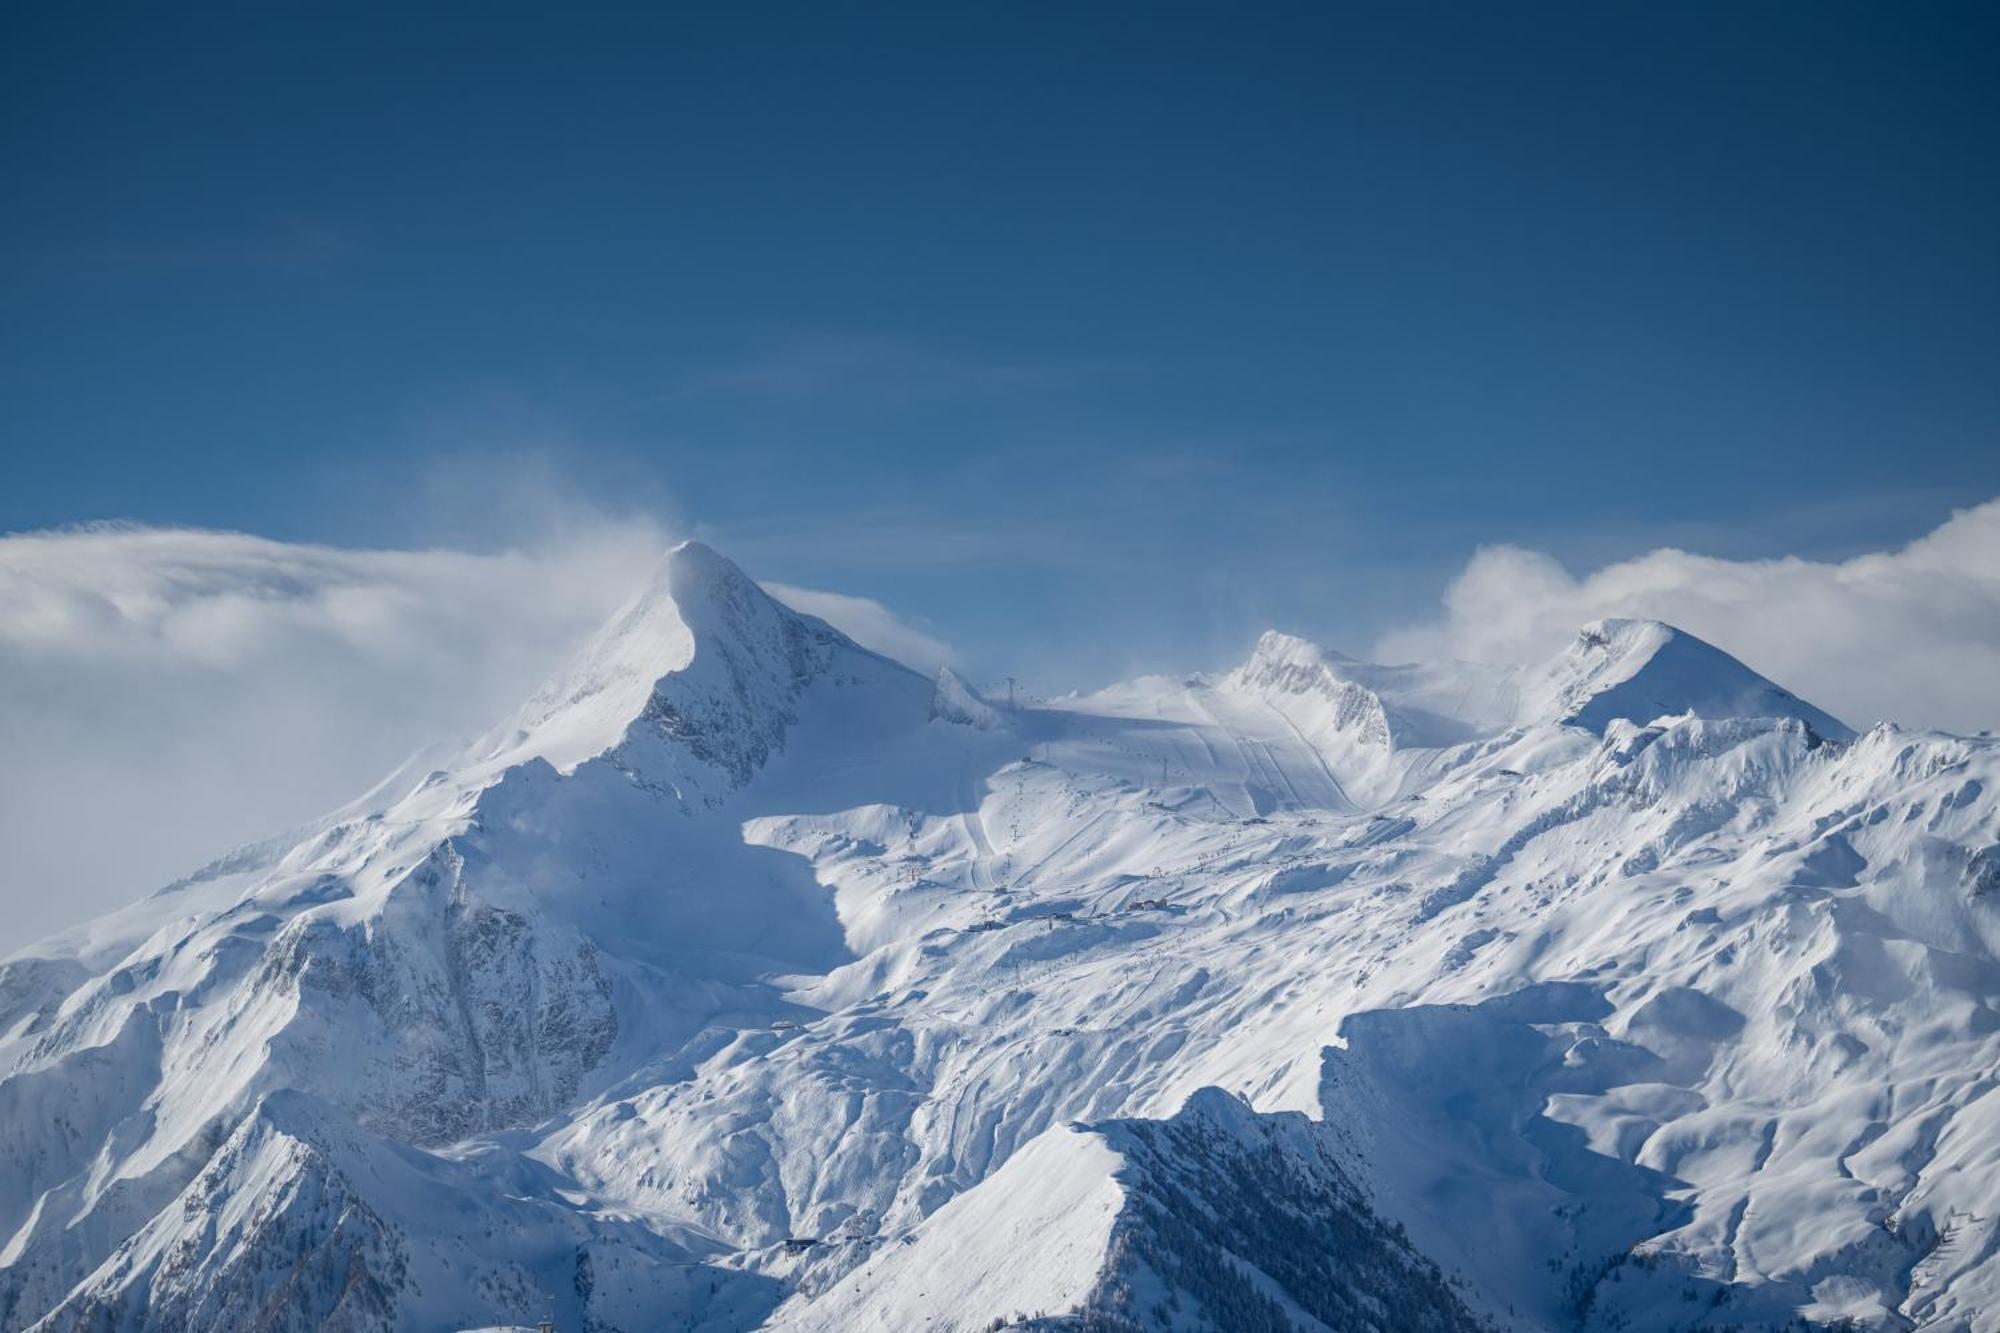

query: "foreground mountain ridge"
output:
2 541 1996 1332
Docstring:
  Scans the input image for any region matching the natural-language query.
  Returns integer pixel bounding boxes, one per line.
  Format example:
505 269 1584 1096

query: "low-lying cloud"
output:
0 522 954 954
1377 497 2000 736
7 500 1994 956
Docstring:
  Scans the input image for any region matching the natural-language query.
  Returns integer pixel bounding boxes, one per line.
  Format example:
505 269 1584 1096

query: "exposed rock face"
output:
229 844 617 1147
31 1096 409 1333
1078 1091 1489 1333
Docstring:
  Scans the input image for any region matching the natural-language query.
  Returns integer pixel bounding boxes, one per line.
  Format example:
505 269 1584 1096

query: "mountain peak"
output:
474 539 933 787
658 536 752 600
1218 618 1853 756
1245 630 1355 671
1225 631 1406 760
475 541 801 776
479 547 708 773
1574 616 1673 655
1528 617 1854 741
930 666 1004 729
598 538 765 642
1229 631 1362 701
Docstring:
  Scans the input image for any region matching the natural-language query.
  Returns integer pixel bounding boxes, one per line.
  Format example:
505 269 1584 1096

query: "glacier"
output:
2 540 1996 1332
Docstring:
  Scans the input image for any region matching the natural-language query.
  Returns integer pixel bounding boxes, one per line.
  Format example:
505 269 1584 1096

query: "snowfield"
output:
2 541 1996 1331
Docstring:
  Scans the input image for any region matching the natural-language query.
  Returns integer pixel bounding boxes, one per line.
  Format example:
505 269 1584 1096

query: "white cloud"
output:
1376 497 2000 736
763 582 958 676
0 522 959 955
0 522 667 953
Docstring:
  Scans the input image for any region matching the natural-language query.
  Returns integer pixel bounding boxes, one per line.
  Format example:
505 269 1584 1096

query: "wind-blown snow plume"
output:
763 583 958 676
1378 496 2000 735
0 523 956 952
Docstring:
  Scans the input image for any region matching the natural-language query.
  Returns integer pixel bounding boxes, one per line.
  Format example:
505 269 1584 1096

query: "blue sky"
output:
5 2 1999 686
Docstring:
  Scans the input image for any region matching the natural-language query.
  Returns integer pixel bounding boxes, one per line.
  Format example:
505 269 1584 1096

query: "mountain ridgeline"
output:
2 542 1996 1332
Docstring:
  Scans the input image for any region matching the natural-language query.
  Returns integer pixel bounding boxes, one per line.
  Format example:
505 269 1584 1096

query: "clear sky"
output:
5 2 1999 686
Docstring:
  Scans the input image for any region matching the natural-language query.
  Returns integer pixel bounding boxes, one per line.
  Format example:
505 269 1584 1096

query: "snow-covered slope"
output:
771 1089 1486 1333
3 541 1995 1332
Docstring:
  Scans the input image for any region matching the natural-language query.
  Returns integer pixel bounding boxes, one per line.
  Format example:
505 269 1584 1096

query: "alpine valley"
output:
3 541 1997 1333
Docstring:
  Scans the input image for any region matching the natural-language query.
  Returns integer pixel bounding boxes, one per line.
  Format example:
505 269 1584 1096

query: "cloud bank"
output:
0 523 953 954
1377 497 2000 736
5 501 1993 955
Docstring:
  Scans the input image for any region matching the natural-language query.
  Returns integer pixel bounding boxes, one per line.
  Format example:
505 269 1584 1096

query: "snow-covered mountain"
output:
3 540 1996 1332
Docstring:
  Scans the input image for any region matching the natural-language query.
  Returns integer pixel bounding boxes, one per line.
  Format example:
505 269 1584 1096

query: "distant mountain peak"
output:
1226 630 1400 752
930 666 1004 729
1245 629 1357 668
1528 617 1855 741
1213 617 1852 787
